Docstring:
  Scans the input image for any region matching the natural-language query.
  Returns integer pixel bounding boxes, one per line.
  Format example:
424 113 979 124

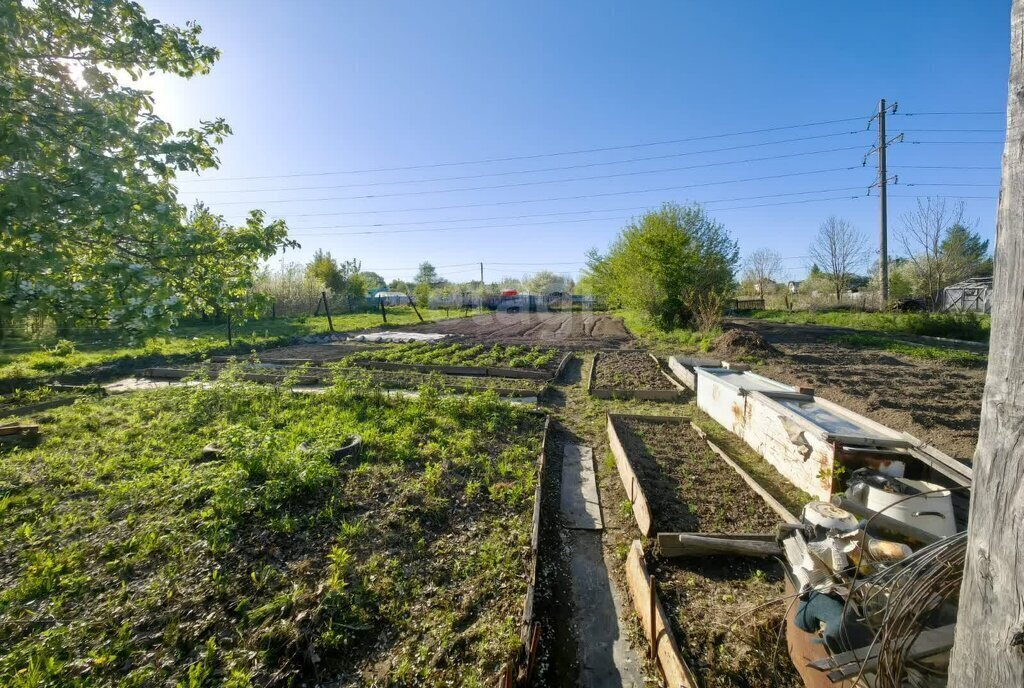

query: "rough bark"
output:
948 1 1024 684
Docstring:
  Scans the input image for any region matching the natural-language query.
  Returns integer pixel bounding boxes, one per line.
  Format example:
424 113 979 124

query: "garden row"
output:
0 380 551 686
606 413 807 688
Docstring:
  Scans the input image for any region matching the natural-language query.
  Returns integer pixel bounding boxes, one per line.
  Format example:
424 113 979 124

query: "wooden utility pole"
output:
877 99 889 306
948 1 1024 684
321 291 334 332
479 262 484 312
868 99 902 308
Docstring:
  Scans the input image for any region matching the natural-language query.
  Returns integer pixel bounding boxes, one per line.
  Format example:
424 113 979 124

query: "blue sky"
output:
140 1 1010 284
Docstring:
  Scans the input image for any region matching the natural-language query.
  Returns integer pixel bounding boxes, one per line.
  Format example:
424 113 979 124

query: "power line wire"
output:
287 190 867 237
177 116 868 182
180 138 867 195
213 166 864 210
204 160 866 207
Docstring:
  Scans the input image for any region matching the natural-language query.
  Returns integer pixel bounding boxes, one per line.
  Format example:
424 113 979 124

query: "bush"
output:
586 203 739 330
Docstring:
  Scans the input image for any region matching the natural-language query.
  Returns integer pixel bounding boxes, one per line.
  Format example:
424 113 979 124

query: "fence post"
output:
379 296 387 323
227 313 233 347
321 291 335 333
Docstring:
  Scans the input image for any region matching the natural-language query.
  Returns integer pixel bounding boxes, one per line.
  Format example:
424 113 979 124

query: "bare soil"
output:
730 319 984 459
713 329 780 360
614 417 779 534
613 417 798 686
593 352 676 391
402 312 632 347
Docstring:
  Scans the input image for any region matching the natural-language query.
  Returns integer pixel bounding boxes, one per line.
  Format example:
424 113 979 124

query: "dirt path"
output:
533 357 652 687
729 318 985 459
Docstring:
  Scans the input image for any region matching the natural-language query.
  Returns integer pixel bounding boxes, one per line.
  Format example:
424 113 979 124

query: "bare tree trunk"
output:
949 2 1024 683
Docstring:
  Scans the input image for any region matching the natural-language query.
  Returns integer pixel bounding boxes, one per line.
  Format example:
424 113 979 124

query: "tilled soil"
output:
615 417 798 687
731 319 985 459
402 312 632 346
615 417 780 533
593 351 676 391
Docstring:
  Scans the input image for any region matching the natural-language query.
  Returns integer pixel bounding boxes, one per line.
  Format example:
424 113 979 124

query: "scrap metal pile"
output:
782 469 965 687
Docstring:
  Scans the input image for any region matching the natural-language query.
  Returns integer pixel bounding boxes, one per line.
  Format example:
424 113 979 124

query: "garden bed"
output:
141 363 546 398
588 351 685 400
339 342 568 380
0 382 547 686
609 415 801 687
608 414 781 535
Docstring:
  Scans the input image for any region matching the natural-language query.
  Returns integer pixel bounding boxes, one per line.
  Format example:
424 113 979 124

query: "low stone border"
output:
587 352 686 401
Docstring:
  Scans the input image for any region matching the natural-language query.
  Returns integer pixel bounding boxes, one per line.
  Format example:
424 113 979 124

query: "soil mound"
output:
713 329 778 359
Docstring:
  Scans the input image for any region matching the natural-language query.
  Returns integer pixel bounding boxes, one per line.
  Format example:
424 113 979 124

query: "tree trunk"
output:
948 2 1024 683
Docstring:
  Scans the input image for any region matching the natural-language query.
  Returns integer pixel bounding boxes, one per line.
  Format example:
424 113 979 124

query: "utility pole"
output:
479 262 484 312
867 99 902 308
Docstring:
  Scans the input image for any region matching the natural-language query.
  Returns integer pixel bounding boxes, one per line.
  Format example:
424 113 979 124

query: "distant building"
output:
940 277 993 314
372 290 410 306
787 280 801 294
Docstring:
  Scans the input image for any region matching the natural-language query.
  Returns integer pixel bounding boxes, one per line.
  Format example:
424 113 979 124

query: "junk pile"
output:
782 469 964 687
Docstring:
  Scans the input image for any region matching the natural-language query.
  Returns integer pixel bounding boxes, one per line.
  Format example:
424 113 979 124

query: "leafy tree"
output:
174 206 291 322
586 203 739 329
388 278 410 293
414 262 441 287
413 282 431 309
524 271 571 295
359 271 387 292
0 0 292 336
305 250 345 293
942 223 992 282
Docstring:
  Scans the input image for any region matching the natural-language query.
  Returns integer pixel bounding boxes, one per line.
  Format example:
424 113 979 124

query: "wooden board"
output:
560 444 603 530
606 414 655 536
656 532 780 558
625 540 699 688
588 352 687 401
0 396 77 419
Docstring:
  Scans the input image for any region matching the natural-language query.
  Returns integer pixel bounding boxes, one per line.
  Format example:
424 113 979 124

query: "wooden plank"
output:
0 424 39 436
691 421 799 523
560 444 603 530
0 396 77 419
659 532 778 556
551 351 573 381
589 387 685 401
656 532 782 558
625 540 699 688
606 414 654 536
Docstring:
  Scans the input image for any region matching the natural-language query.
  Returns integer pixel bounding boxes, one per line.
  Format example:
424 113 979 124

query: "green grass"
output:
614 310 720 352
0 308 454 385
830 333 988 366
744 309 990 342
0 376 542 686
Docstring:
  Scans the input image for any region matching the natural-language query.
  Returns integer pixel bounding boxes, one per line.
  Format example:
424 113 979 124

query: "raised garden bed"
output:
209 342 380 365
141 363 546 398
340 342 568 380
588 351 685 400
0 383 548 686
609 414 801 687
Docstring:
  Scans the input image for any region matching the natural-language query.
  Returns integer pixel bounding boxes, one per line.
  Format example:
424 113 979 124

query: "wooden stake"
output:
227 313 232 347
321 291 335 332
378 296 387 323
406 290 424 322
